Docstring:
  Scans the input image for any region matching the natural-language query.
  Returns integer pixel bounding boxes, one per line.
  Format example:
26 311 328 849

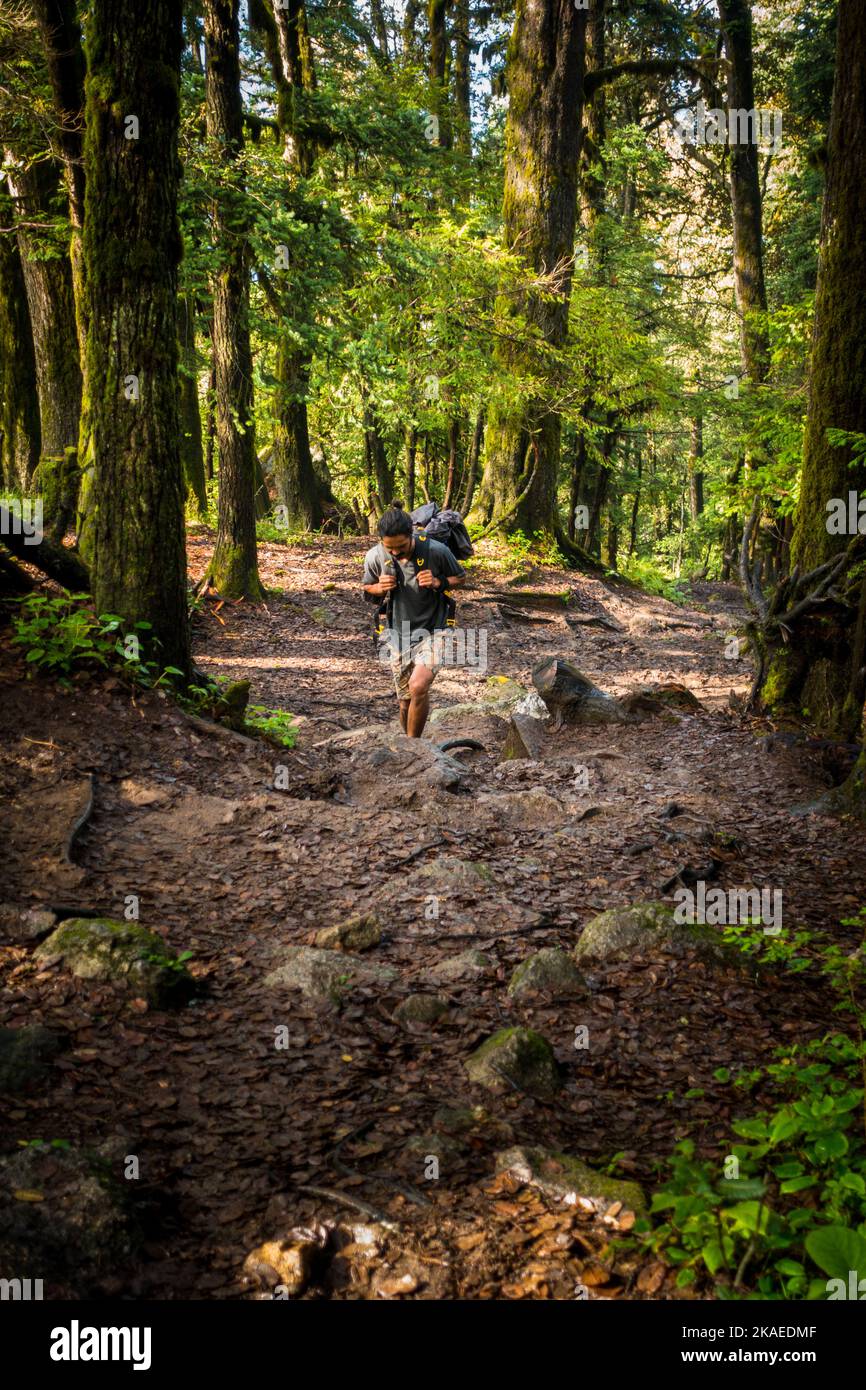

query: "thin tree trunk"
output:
4 160 81 465
688 415 704 519
179 294 207 514
628 447 642 556
204 0 263 599
0 187 40 486
718 0 770 385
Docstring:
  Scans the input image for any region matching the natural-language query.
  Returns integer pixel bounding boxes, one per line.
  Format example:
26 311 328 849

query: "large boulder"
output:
496 1145 646 1212
464 1027 561 1098
532 658 630 728
263 945 397 1005
508 948 587 1000
573 901 732 965
34 919 195 1007
0 1026 66 1093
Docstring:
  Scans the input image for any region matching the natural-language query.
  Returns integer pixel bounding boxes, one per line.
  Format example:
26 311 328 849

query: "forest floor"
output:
2 530 866 1300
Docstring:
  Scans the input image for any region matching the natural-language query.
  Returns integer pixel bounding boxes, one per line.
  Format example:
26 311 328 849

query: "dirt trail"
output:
2 533 865 1299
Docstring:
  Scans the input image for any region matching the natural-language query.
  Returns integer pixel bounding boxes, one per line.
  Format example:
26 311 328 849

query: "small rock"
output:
263 945 397 1005
499 713 547 762
314 913 381 953
0 904 58 944
508 948 587 999
393 994 450 1025
464 1027 560 1098
424 949 493 985
243 1235 319 1297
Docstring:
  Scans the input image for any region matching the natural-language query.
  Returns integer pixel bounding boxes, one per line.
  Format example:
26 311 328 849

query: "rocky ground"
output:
1 531 865 1300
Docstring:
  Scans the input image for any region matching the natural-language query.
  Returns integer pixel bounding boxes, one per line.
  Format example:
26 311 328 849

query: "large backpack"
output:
409 501 474 560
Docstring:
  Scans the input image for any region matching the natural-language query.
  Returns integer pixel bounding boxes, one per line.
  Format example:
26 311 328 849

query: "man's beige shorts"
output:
385 634 441 699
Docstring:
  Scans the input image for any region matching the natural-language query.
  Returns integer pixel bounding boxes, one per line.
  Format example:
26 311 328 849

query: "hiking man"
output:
363 504 466 737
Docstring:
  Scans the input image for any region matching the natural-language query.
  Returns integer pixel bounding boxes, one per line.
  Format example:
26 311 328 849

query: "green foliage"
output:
640 913 866 1299
11 592 112 676
245 705 298 748
619 555 687 604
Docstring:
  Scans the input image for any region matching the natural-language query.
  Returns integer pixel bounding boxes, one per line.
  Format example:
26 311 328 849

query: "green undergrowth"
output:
635 911 866 1300
6 590 296 747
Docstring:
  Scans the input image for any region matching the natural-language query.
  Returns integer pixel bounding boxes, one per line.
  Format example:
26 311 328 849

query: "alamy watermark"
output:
826 491 866 535
378 621 488 674
673 99 782 152
673 880 782 934
1 497 43 545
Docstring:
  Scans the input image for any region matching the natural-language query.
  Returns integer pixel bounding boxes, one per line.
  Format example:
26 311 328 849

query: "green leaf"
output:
780 1176 817 1194
813 1131 848 1161
804 1226 866 1281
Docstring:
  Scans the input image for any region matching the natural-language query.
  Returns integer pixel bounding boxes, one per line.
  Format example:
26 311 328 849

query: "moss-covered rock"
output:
573 901 732 965
0 1026 65 1093
35 918 195 1006
508 948 586 999
465 1027 560 1098
496 1145 646 1212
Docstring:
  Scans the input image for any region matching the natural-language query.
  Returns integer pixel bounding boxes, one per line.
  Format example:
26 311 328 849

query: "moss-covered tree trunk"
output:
0 186 40 487
472 0 587 540
753 0 866 730
204 0 263 599
4 159 81 465
792 0 866 572
80 0 190 674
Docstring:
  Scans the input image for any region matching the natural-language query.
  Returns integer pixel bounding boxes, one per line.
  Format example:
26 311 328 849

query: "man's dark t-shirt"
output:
363 535 464 641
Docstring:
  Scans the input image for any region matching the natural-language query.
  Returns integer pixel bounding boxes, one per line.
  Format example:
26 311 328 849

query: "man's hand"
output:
417 569 439 589
377 573 397 593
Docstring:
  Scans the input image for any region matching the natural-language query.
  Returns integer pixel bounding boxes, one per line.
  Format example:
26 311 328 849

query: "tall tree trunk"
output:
717 0 769 385
204 0 263 599
179 294 207 514
4 160 81 464
0 187 40 487
454 0 471 156
80 0 189 673
754 0 866 735
473 0 587 540
403 0 422 59
428 0 452 149
792 0 866 573
253 0 334 529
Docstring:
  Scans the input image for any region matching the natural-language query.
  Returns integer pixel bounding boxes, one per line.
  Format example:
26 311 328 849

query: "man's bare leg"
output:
406 664 434 738
399 698 410 733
